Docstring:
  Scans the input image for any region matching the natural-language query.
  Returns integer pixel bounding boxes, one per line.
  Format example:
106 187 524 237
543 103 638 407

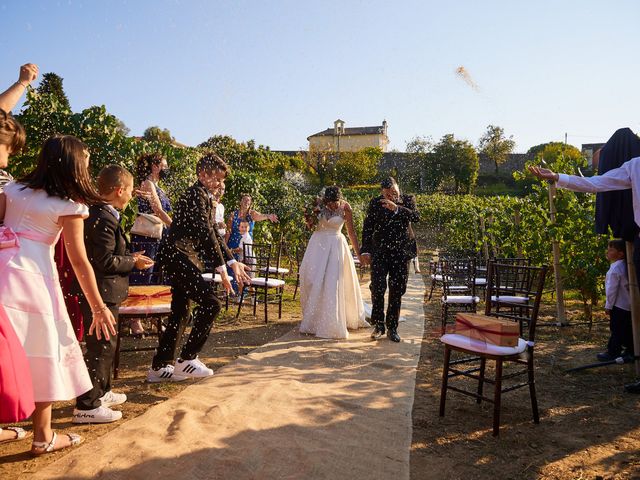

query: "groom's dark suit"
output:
361 193 419 333
153 180 234 369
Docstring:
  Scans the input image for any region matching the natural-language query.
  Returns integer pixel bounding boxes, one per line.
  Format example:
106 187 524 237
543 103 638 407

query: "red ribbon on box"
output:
122 287 171 309
455 316 519 337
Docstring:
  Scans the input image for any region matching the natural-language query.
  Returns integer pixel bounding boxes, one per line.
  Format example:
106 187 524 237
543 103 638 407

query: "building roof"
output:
308 125 386 139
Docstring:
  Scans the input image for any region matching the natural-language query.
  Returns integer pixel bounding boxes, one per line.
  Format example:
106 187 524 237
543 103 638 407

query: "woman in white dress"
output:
299 186 368 339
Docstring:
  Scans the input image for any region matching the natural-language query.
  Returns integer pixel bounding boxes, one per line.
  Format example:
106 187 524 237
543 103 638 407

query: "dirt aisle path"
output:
33 274 425 480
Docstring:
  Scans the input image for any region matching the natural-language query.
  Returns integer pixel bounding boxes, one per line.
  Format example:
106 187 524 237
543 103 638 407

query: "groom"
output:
361 177 419 342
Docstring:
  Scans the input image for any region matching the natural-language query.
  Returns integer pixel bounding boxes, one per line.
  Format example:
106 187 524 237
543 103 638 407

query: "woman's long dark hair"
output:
18 135 102 205
136 153 164 184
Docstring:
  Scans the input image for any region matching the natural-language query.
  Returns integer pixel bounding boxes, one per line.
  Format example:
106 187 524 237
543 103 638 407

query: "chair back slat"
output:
441 257 476 298
244 242 272 280
485 262 548 341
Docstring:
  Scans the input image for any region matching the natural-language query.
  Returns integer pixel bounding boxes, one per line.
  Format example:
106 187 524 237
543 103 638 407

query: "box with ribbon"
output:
121 285 172 311
454 313 519 347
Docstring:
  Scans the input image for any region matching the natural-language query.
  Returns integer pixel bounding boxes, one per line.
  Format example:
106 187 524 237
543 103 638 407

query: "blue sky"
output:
2 0 638 152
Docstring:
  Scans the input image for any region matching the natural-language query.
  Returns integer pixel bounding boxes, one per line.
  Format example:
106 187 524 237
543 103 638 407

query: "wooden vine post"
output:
480 217 489 262
548 181 567 325
514 205 523 257
488 215 497 258
625 241 640 376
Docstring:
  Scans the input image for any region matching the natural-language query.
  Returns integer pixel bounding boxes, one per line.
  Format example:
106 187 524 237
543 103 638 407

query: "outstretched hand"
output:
528 165 559 182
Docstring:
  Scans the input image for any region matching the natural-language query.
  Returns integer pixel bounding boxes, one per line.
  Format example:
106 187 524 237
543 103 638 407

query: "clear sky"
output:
1 0 638 153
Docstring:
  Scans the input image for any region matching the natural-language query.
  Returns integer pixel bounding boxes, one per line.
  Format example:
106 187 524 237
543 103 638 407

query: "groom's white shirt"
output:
557 156 640 228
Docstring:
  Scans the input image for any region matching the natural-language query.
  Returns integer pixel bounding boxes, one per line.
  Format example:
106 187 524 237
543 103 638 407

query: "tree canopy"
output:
478 124 515 173
37 72 71 111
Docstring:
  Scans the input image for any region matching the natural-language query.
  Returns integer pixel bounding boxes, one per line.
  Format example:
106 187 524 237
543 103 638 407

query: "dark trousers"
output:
608 306 634 356
369 251 409 331
76 301 118 410
152 255 221 369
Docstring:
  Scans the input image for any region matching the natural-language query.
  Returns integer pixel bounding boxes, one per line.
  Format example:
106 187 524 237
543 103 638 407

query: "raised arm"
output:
398 194 419 223
529 164 633 193
0 64 39 113
250 209 278 223
343 202 360 257
140 179 172 227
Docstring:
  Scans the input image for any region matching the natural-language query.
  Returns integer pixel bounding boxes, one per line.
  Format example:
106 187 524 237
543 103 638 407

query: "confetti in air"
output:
455 66 479 92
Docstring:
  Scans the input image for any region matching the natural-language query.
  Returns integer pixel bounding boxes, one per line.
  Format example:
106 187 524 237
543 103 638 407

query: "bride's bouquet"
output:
303 195 322 230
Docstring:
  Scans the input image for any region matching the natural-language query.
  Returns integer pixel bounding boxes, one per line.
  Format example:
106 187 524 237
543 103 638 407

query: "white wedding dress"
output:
299 208 368 339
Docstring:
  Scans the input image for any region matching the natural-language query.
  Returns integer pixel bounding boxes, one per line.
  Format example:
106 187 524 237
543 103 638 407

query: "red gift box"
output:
455 313 519 347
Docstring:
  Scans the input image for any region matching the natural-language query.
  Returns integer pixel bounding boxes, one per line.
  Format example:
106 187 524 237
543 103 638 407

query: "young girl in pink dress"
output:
0 109 35 433
0 135 117 455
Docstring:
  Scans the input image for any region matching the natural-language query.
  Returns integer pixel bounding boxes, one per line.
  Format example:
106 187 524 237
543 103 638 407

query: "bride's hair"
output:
322 185 342 204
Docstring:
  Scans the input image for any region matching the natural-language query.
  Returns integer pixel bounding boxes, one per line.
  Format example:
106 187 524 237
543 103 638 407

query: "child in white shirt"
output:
598 239 634 361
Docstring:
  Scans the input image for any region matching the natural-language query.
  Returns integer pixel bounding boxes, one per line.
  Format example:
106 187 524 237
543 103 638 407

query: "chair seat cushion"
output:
490 295 528 304
202 273 222 283
251 277 286 287
261 266 290 274
442 295 480 304
440 333 527 355
119 304 172 315
449 285 468 291
474 278 487 285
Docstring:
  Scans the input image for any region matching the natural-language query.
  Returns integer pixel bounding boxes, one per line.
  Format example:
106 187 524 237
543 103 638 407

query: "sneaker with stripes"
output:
175 356 214 378
146 364 188 383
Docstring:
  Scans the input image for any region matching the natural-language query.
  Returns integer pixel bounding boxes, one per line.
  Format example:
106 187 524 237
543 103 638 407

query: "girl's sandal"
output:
0 426 30 444
31 431 83 456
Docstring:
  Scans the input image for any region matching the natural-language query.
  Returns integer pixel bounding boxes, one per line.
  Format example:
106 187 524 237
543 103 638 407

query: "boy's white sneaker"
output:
175 357 213 378
72 406 122 424
99 390 127 408
146 364 188 383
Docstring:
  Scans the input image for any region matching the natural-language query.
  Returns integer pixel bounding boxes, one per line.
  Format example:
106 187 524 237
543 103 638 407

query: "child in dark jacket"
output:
72 165 153 424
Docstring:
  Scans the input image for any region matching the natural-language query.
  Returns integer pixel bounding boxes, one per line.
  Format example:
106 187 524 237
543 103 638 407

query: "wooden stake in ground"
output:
480 216 489 263
514 206 523 258
624 241 640 376
548 181 567 326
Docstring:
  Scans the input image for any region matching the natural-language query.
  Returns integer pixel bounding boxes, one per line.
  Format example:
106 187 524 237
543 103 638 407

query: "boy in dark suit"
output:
361 177 419 342
148 153 250 382
73 165 154 424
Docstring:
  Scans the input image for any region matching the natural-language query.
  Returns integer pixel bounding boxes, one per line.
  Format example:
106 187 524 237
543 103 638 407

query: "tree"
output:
478 125 515 173
406 136 440 192
143 126 174 144
334 147 382 186
37 72 71 111
431 134 479 193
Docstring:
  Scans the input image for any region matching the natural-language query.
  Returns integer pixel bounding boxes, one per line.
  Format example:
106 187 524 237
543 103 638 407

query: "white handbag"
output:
130 213 164 239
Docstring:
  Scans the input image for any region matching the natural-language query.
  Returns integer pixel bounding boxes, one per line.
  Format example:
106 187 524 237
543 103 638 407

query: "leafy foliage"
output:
143 126 174 144
334 147 382 186
478 124 515 173
199 135 305 176
419 144 609 321
37 73 71 111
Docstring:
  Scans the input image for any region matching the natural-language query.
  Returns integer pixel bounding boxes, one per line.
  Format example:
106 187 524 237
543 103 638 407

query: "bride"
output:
299 186 368 339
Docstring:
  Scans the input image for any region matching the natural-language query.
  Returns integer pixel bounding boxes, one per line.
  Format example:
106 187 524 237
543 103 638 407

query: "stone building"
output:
307 119 389 153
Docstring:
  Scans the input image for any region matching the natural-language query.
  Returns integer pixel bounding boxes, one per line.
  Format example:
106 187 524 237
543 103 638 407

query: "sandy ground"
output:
3 271 640 479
